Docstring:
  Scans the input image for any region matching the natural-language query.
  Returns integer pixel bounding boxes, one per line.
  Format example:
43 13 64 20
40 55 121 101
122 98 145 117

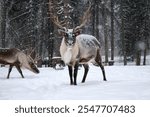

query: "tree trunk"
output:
110 0 114 62
102 2 108 64
143 48 147 65
91 0 96 36
120 0 127 65
48 38 54 67
122 21 127 65
136 51 141 65
95 0 100 42
0 0 6 48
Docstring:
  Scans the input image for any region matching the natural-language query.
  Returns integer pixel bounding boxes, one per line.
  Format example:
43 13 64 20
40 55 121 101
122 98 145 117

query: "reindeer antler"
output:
34 54 41 63
74 2 92 31
48 0 66 30
51 16 66 30
49 0 91 31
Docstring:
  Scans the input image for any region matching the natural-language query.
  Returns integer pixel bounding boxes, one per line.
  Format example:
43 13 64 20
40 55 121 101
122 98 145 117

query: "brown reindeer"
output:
0 48 39 78
49 2 106 85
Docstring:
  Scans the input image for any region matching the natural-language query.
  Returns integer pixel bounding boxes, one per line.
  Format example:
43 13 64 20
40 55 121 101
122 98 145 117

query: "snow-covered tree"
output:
118 0 150 65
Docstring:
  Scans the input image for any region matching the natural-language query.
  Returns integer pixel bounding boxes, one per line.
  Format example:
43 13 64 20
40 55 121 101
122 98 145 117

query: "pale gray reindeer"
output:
50 3 106 85
0 48 39 78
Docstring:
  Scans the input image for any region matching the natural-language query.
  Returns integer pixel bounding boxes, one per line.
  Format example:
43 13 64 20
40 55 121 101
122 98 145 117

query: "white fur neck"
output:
63 47 72 65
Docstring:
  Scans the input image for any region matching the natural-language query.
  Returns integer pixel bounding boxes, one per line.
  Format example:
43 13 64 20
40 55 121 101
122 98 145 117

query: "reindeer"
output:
0 48 39 78
49 2 106 85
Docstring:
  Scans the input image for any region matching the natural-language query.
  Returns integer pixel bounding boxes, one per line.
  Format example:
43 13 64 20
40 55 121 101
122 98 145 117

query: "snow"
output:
0 65 150 100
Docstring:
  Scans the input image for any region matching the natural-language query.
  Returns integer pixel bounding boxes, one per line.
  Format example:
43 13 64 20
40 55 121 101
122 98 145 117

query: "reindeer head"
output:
49 1 91 47
18 51 39 74
59 28 80 47
26 56 40 74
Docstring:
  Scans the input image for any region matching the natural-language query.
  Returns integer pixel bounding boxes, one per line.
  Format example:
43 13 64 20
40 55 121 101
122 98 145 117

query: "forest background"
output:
0 0 150 66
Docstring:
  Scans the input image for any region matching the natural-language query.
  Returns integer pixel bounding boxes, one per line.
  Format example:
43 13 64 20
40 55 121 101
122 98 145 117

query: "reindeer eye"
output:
65 33 68 37
30 62 36 68
29 62 33 66
72 34 75 37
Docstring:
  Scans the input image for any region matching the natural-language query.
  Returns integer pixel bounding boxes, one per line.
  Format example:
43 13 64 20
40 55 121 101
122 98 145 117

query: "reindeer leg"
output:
95 50 107 81
99 63 107 81
7 65 13 79
96 61 107 81
68 66 73 85
74 62 79 85
81 64 89 83
15 65 24 78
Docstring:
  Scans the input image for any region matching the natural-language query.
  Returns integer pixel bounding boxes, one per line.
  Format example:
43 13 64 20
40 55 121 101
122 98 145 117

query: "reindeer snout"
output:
35 68 40 74
67 39 74 46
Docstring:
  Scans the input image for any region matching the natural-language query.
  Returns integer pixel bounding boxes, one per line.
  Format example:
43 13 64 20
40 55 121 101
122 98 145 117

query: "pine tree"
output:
119 0 150 65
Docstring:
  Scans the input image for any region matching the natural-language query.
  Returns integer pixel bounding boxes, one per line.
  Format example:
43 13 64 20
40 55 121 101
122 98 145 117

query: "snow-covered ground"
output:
0 65 150 100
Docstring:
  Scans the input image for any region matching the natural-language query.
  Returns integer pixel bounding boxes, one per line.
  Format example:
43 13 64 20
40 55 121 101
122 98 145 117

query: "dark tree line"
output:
0 0 52 60
119 0 150 65
0 0 150 66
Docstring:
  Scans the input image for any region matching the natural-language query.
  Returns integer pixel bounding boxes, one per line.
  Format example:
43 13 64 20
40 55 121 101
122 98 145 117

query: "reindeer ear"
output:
58 28 66 36
74 29 81 36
